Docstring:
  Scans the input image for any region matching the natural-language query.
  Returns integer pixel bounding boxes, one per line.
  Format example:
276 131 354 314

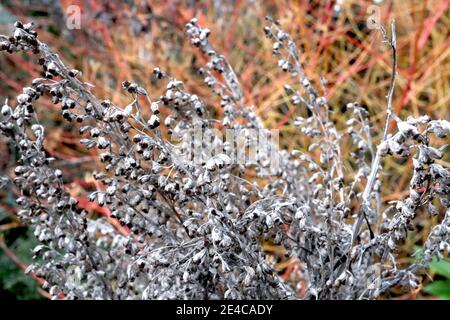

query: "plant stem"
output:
352 20 397 245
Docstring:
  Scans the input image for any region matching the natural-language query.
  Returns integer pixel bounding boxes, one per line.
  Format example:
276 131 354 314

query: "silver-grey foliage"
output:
0 18 449 300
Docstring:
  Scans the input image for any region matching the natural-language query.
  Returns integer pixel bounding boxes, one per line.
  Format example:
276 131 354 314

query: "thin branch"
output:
352 20 398 245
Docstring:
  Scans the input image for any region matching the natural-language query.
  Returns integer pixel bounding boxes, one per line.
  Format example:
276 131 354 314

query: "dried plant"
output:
0 16 449 300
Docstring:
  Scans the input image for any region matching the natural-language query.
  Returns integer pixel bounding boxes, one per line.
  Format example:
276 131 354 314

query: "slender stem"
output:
352 20 397 244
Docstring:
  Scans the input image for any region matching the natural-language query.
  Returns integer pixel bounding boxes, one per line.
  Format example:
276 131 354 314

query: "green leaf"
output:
424 280 450 299
430 257 450 279
0 228 43 299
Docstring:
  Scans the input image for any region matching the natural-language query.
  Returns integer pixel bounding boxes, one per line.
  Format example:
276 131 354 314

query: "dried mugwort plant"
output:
0 17 449 300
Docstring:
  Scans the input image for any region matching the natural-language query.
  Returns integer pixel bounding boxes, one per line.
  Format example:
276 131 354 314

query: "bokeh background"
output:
0 0 449 299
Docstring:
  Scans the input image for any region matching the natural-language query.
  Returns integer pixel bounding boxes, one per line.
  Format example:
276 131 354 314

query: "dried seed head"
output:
147 114 160 129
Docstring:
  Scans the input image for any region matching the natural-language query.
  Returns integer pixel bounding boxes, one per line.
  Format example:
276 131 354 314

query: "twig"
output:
352 20 398 245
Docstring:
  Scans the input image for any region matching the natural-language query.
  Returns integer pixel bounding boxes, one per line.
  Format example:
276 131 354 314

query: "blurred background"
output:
0 0 449 299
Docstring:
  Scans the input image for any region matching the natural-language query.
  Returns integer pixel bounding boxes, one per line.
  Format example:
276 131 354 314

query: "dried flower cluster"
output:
0 17 449 300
